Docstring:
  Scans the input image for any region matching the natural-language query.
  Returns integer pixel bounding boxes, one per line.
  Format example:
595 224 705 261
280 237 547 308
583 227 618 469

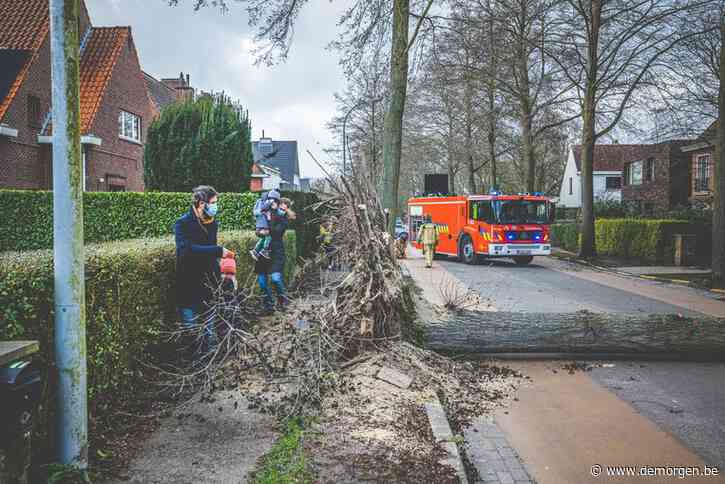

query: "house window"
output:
118 110 141 142
644 158 655 182
568 177 573 195
694 155 711 192
28 95 41 128
605 176 622 190
109 184 126 192
626 161 643 185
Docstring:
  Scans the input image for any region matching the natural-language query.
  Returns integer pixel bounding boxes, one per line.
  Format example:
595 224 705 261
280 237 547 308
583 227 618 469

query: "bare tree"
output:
171 0 436 234
653 5 723 281
549 0 711 258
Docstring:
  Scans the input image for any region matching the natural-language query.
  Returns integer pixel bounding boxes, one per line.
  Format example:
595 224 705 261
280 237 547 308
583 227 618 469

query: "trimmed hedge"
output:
0 230 296 455
551 219 710 264
550 223 579 252
0 190 321 258
596 219 709 264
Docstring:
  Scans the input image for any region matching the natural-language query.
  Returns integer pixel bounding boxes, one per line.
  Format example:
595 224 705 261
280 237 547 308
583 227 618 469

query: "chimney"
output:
186 74 190 86
262 130 265 139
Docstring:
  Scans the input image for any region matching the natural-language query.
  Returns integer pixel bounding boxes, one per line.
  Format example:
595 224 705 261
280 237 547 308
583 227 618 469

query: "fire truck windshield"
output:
492 200 549 224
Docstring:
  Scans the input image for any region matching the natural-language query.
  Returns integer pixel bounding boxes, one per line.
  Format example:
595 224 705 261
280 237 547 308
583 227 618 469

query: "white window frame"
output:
119 110 141 143
627 160 643 185
694 154 711 193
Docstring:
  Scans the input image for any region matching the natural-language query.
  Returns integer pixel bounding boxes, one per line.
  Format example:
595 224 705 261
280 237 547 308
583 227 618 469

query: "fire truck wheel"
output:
459 235 477 265
513 255 534 266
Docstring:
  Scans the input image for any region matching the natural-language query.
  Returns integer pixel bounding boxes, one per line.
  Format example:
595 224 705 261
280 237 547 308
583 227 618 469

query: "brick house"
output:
144 71 195 116
681 120 717 207
620 140 691 213
0 0 153 192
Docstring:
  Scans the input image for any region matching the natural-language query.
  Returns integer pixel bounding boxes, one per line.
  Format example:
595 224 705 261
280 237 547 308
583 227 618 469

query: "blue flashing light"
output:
506 232 516 241
533 232 543 241
533 192 544 196
490 190 501 196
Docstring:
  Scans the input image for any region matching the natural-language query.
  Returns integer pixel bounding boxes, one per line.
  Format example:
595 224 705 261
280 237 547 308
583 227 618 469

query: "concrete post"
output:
49 0 88 469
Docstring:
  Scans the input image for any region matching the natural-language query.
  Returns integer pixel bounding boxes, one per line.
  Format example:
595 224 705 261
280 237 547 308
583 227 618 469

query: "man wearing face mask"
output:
174 185 234 355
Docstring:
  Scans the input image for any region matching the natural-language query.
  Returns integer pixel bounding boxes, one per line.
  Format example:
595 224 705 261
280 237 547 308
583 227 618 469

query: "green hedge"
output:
0 190 321 258
0 230 296 457
551 219 709 264
596 219 709 264
550 223 580 252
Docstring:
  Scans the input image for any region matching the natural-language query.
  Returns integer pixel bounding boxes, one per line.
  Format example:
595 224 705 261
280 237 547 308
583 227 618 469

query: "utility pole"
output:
50 0 87 470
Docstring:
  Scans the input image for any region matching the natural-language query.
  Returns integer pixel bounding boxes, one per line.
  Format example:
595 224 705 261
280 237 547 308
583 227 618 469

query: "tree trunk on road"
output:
426 310 725 356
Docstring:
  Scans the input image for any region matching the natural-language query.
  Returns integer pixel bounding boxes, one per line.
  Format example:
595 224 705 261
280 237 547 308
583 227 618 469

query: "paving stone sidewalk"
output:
464 418 533 484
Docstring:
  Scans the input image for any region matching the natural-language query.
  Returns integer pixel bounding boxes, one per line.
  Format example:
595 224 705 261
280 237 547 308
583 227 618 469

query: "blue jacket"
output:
174 208 223 308
254 190 285 229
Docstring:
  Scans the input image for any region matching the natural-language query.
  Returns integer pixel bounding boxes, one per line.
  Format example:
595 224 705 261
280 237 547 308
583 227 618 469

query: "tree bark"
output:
486 0 498 191
426 310 725 356
382 0 410 233
447 116 456 194
712 15 725 282
578 0 601 258
465 74 477 194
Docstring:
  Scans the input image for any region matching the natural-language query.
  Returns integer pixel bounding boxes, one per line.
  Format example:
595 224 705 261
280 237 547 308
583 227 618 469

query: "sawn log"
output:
425 310 725 356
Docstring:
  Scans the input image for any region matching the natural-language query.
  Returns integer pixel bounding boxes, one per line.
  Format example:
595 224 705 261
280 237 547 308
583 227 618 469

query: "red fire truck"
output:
407 192 555 265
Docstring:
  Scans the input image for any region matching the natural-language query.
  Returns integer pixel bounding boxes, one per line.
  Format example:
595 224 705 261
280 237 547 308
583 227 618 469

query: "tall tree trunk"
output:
521 103 535 192
487 0 498 191
382 0 410 233
713 15 725 282
465 76 477 194
579 0 602 259
515 0 536 193
448 117 456 194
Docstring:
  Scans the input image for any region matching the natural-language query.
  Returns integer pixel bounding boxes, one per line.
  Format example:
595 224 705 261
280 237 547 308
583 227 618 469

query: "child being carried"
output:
250 189 283 261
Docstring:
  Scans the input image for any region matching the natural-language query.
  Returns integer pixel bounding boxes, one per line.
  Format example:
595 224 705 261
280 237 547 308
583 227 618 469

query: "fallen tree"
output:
426 310 725 357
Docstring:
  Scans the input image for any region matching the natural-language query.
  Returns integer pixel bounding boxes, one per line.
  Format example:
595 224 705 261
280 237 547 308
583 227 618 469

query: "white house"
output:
558 145 627 208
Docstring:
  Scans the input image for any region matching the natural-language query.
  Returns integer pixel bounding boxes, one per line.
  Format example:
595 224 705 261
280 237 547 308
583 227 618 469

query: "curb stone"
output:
424 400 469 484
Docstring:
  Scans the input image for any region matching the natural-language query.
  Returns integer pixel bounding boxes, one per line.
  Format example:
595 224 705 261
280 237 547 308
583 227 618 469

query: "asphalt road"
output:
438 255 707 316
590 361 725 470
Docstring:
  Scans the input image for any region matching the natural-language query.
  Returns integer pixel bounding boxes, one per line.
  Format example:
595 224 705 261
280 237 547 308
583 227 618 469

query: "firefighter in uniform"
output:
417 214 438 268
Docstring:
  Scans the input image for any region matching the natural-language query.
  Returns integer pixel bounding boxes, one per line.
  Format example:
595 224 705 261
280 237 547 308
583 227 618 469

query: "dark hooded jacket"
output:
254 210 289 275
174 208 223 307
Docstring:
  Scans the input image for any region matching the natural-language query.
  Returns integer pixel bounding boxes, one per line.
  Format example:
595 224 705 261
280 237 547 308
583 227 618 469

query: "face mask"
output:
204 202 219 217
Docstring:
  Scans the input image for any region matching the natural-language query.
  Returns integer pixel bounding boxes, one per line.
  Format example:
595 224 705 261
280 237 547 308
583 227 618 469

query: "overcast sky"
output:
86 0 347 179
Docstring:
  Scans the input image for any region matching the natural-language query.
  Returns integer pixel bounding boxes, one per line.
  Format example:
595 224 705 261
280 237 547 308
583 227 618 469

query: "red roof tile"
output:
0 0 50 121
79 27 129 132
0 0 49 50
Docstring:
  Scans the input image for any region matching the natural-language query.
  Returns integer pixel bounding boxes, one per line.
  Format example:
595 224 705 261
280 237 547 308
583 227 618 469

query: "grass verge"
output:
252 418 314 484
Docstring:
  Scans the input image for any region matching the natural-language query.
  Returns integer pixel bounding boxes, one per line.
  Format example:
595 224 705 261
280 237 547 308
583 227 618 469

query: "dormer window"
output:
119 110 141 142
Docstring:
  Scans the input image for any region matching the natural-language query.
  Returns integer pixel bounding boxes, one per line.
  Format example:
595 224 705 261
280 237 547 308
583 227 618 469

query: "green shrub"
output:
0 230 296 458
0 190 258 252
552 219 709 264
593 200 628 219
550 223 580 252
0 190 324 259
595 219 703 263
